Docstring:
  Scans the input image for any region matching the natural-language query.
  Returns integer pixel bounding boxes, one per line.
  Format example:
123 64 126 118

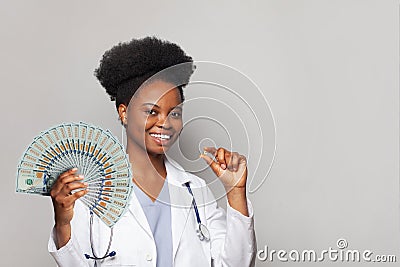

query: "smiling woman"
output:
120 80 183 155
47 36 256 267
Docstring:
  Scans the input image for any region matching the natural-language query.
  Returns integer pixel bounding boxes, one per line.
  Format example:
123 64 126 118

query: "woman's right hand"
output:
50 168 88 248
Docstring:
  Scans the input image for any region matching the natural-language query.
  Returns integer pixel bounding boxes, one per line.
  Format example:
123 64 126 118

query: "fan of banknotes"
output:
16 122 133 228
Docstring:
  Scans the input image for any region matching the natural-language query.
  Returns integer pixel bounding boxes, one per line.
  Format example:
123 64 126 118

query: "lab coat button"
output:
146 254 152 261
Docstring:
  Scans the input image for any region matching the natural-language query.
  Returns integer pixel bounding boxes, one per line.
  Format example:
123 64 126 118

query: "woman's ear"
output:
117 104 128 126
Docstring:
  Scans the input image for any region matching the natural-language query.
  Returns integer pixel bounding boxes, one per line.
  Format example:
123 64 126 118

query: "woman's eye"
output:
170 112 182 118
145 110 157 115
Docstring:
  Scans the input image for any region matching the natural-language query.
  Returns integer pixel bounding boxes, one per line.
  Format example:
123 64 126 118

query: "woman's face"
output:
124 80 183 156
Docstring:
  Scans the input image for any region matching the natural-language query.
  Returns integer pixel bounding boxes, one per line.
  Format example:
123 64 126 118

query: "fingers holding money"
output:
50 168 88 226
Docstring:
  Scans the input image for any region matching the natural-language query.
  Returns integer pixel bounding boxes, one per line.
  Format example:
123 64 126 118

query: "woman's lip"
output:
148 133 173 145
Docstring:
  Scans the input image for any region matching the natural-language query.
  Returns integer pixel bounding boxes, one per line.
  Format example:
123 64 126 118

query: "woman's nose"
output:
156 113 172 129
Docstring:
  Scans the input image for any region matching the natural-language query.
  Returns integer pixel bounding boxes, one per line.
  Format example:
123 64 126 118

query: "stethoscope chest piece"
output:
197 223 210 241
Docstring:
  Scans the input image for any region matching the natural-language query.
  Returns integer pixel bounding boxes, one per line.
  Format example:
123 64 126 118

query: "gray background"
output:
0 0 398 266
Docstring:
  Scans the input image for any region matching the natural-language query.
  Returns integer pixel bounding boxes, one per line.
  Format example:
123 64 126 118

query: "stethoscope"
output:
184 182 210 241
84 182 210 262
84 211 116 264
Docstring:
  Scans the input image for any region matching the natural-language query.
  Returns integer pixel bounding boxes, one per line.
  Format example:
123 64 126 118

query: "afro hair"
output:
94 36 194 109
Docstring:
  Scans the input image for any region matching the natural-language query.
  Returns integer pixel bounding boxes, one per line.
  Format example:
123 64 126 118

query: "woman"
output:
48 36 256 266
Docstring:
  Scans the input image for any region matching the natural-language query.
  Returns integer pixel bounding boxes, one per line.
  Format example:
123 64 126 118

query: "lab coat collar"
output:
127 186 153 240
126 157 195 261
164 157 192 186
165 157 195 262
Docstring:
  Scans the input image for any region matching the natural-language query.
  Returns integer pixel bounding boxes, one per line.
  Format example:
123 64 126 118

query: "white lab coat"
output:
48 158 256 266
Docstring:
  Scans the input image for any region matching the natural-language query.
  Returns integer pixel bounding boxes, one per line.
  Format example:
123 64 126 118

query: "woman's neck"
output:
126 142 167 201
126 142 167 180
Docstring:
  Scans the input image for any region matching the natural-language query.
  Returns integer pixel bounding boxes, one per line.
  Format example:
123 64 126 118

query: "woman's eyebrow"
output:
173 106 183 111
142 103 182 111
142 103 160 108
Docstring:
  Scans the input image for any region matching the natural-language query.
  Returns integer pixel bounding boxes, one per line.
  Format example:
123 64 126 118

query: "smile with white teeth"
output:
150 133 171 140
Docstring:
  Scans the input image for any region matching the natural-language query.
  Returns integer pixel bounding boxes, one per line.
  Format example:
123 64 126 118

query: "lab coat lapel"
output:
127 188 153 239
165 159 194 261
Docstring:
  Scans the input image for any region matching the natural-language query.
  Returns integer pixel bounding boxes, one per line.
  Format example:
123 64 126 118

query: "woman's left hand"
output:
201 147 249 216
200 147 247 191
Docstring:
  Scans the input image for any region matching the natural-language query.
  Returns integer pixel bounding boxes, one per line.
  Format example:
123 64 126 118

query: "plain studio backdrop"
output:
0 1 398 266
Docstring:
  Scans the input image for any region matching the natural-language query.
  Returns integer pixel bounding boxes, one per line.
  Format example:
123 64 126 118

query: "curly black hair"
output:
94 36 194 109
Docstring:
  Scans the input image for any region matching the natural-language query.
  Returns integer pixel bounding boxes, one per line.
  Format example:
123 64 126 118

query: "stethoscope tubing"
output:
84 182 210 262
